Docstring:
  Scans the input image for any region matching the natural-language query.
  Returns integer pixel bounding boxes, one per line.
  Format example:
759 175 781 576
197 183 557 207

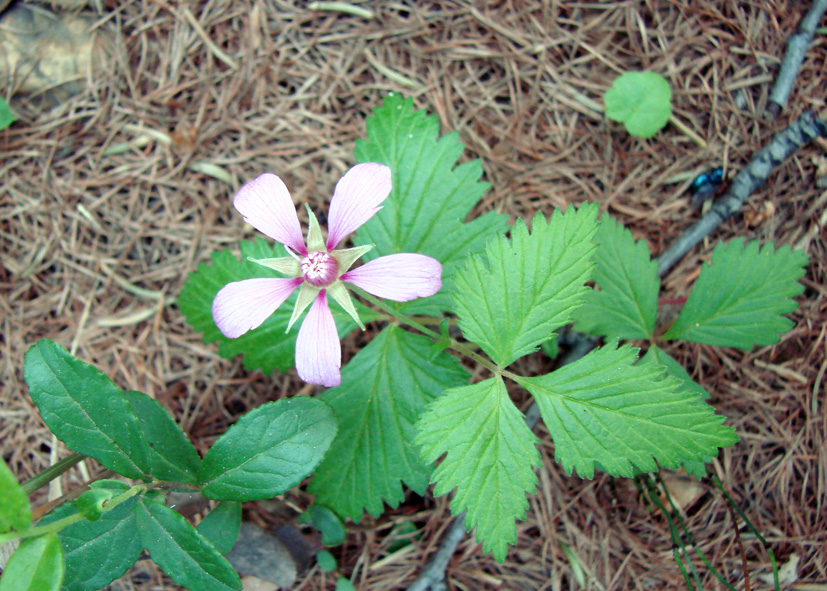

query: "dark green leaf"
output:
179 239 379 374
415 377 540 562
454 205 599 366
353 93 508 314
124 390 201 483
0 457 31 534
573 215 659 339
198 397 337 501
299 505 345 547
23 340 149 480
662 239 808 348
642 347 709 400
38 480 142 591
308 326 468 519
519 343 739 478
197 502 242 555
316 550 337 573
135 498 241 591
0 534 63 591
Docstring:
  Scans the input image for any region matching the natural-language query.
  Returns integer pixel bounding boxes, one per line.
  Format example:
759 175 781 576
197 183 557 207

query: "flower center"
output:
301 251 338 287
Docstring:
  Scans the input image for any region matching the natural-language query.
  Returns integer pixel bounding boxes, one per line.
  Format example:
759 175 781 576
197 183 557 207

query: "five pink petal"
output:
213 163 442 388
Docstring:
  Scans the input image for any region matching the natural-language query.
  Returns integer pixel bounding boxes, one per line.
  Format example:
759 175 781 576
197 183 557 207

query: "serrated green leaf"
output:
197 502 242 555
135 499 241 591
0 457 31 534
353 93 508 314
604 71 672 138
198 397 337 501
453 205 599 367
0 97 15 131
38 480 141 591
573 215 659 339
662 239 808 349
308 326 468 519
0 534 63 591
518 343 738 478
124 390 201 483
23 340 150 480
642 347 709 400
415 377 540 562
179 239 378 374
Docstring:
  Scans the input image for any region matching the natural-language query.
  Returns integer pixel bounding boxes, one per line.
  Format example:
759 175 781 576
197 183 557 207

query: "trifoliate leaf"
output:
136 499 241 591
124 390 201 483
415 377 540 562
198 398 337 501
179 238 380 374
604 71 672 138
641 346 709 400
353 93 508 314
24 340 150 480
196 502 242 555
518 343 738 478
573 215 659 339
308 326 468 520
661 239 808 349
39 481 142 591
453 205 599 367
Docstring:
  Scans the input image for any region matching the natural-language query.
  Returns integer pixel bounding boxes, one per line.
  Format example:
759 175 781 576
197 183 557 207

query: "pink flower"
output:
212 163 443 387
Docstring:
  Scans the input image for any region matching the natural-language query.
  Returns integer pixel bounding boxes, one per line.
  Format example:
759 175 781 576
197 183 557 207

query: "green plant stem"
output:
21 452 85 496
0 484 146 545
710 475 779 591
351 287 502 375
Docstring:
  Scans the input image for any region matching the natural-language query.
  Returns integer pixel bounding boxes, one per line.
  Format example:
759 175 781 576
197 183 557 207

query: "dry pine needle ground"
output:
1 1 825 590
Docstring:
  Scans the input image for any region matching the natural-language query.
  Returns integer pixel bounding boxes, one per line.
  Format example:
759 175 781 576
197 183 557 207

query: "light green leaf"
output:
0 534 63 591
23 340 150 480
0 96 15 131
604 71 672 138
38 480 141 591
0 457 31 534
308 326 468 520
573 215 659 339
415 377 540 562
197 502 242 555
353 93 508 314
124 390 201 483
336 577 356 591
518 342 738 478
662 239 808 348
642 347 709 400
198 397 337 501
453 205 599 367
135 498 241 591
179 238 379 374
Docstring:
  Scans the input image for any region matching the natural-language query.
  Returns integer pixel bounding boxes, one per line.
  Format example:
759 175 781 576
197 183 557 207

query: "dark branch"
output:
657 110 827 276
766 0 827 118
